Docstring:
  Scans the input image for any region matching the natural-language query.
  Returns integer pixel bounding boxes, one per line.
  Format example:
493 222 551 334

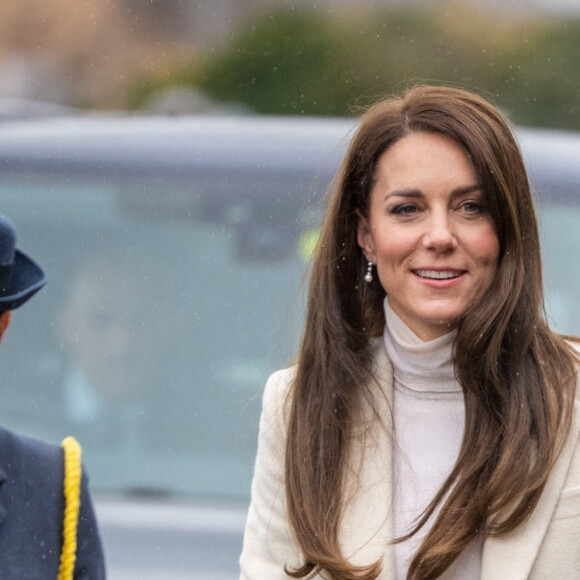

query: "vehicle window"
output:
0 171 316 501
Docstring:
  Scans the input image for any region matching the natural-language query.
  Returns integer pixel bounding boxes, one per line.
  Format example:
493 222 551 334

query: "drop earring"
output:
364 261 373 283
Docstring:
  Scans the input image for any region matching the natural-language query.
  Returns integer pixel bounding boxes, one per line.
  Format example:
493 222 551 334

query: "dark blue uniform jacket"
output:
0 427 105 578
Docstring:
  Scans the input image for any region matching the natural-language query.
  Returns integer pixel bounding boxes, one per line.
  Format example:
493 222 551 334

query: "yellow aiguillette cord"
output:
58 436 82 580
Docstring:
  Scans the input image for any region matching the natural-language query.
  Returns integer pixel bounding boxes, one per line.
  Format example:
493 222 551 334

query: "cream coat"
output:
239 340 580 579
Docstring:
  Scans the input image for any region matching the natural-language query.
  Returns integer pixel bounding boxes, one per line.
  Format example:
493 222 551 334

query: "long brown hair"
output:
284 85 579 580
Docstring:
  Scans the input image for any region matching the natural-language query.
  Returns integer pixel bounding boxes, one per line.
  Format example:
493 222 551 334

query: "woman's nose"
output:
422 214 457 251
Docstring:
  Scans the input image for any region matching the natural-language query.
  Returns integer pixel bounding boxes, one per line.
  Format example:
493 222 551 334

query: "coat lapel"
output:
481 398 580 580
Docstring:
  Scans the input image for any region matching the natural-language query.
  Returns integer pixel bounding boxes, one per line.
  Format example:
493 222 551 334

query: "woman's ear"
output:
357 215 376 263
0 311 11 345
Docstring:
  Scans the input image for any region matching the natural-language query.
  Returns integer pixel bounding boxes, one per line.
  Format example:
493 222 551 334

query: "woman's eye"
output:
460 200 485 214
390 203 418 216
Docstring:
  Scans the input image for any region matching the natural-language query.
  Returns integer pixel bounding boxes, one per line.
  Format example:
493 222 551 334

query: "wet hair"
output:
284 85 579 580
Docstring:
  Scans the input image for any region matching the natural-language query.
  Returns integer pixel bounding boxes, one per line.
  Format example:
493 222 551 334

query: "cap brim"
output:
0 249 46 311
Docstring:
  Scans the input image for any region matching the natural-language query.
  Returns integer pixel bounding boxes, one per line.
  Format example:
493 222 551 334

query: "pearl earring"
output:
364 261 373 283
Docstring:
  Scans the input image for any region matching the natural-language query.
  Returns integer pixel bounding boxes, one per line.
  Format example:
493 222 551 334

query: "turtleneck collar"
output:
383 298 460 394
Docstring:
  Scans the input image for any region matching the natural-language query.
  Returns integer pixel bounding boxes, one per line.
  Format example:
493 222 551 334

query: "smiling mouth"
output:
414 270 463 280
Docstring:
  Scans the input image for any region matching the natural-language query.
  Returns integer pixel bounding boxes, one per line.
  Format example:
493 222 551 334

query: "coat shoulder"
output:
0 426 106 579
263 366 296 399
258 365 297 440
0 426 63 484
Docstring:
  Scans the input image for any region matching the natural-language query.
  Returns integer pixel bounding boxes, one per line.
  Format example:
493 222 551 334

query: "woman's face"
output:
357 131 500 341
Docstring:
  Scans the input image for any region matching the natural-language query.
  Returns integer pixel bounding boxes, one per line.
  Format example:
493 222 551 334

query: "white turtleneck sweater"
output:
383 299 482 580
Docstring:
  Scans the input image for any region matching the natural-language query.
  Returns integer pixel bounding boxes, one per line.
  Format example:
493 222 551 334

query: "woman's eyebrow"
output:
384 189 423 201
384 183 481 202
450 184 482 197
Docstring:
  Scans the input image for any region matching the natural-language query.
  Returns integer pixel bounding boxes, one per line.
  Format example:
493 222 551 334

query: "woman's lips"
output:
412 269 466 287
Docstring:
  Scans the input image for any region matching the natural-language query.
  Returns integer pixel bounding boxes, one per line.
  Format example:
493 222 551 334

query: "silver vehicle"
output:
0 115 577 578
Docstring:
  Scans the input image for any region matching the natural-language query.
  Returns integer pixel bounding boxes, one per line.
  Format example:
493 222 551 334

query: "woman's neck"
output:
383 298 460 394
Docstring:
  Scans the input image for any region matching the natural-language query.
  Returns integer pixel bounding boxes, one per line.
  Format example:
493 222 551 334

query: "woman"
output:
239 85 580 580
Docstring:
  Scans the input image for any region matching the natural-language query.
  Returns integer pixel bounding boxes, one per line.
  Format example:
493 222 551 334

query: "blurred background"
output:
1 0 579 128
2 2 580 577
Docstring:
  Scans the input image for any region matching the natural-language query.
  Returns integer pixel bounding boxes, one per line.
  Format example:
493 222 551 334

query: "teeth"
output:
416 270 460 279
